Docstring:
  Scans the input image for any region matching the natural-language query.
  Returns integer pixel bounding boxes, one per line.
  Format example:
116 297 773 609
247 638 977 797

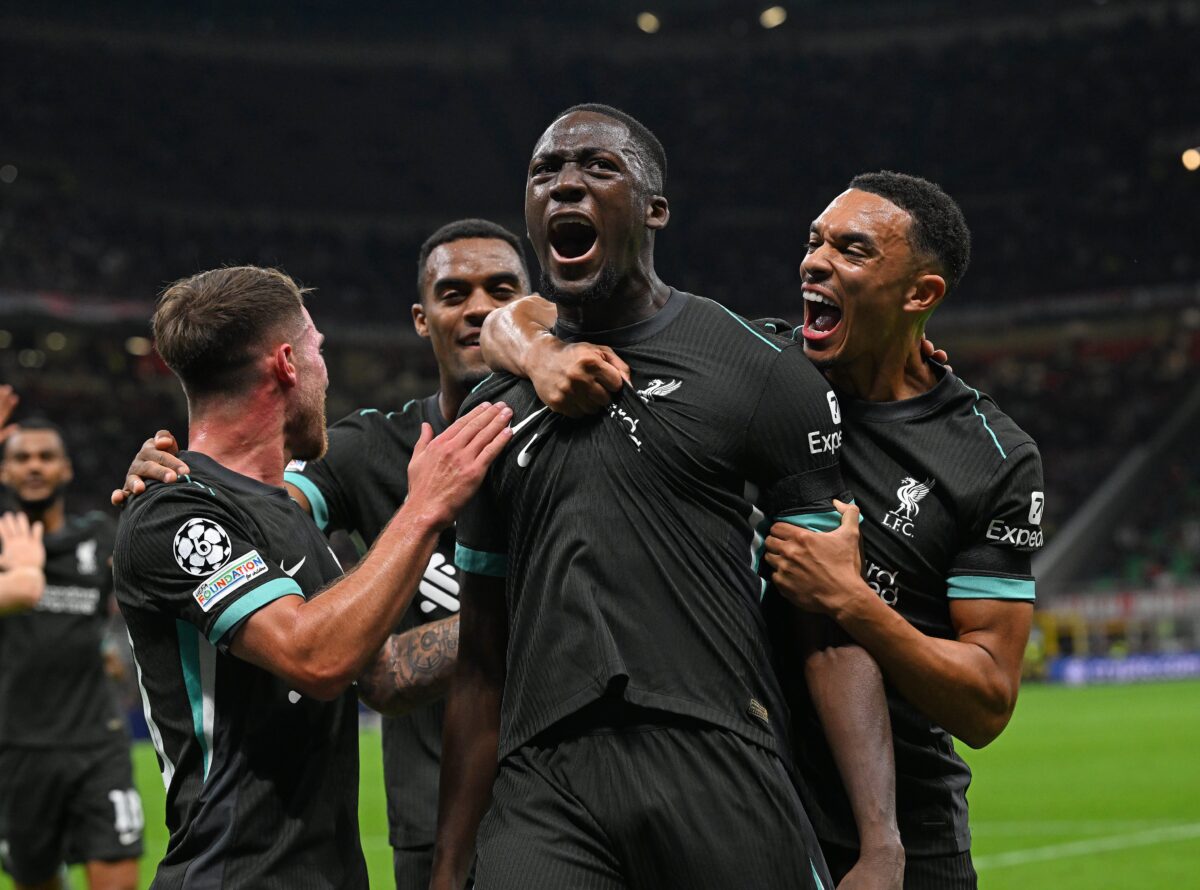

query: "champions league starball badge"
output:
173 517 233 576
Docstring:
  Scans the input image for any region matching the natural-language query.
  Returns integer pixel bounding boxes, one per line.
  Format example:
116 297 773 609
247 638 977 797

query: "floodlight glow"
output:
760 6 788 28
1183 148 1200 171
637 12 661 34
126 336 153 356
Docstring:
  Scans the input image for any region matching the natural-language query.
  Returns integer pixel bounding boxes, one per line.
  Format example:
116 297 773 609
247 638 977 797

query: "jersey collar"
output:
554 288 689 347
177 451 292 499
835 361 959 423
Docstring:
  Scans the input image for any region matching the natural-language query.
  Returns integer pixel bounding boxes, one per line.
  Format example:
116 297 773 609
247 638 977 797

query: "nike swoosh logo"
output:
517 433 539 468
281 557 306 577
510 406 549 436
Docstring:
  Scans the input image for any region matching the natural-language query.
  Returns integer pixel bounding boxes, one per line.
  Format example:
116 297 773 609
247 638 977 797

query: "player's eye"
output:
531 161 556 177
806 239 821 253
588 158 618 172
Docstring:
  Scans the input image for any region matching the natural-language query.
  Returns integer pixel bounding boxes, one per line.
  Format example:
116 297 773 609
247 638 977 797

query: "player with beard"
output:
431 105 901 890
0 419 142 890
483 172 1041 890
112 219 534 890
112 266 511 889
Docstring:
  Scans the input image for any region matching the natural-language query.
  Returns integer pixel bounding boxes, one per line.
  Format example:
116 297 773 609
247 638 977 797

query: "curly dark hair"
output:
848 171 971 293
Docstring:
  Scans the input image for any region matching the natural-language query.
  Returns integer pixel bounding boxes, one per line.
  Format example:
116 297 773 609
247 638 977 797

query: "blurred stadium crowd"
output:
2 0 1199 599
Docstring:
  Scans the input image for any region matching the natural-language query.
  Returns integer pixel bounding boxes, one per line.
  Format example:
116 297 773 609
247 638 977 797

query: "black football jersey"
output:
456 290 852 759
114 452 366 889
0 511 126 747
777 363 1044 856
284 394 456 849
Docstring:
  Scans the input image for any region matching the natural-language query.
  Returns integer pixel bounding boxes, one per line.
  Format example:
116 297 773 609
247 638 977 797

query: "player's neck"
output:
556 269 671 332
437 381 466 425
827 339 939 403
187 400 288 487
22 498 65 534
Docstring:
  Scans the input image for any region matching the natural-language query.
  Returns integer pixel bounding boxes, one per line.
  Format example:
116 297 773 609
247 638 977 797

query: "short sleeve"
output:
744 346 852 531
119 487 304 650
947 444 1045 602
454 471 509 578
283 410 382 534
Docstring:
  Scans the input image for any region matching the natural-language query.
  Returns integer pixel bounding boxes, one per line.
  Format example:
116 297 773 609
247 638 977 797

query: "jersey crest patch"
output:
285 459 307 472
75 539 98 574
193 550 268 611
637 378 683 403
882 476 935 538
174 517 233 576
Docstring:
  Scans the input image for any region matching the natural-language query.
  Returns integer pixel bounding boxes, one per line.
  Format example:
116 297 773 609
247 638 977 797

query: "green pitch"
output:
4 681 1197 889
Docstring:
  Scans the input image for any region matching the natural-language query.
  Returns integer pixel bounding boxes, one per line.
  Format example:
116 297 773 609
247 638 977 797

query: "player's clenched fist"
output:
528 339 630 418
406 401 513 530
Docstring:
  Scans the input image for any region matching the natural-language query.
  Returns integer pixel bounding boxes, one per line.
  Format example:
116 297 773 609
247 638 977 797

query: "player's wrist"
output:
398 498 454 534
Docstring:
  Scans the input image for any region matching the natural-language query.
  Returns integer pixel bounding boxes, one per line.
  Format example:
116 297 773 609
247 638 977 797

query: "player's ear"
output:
905 273 946 315
412 301 430 339
272 343 299 389
645 195 670 231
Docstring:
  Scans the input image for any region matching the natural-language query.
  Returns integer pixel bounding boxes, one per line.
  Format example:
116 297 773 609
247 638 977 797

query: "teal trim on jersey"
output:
959 381 1008 459
811 860 826 890
455 544 508 577
470 373 496 394
177 620 213 781
388 399 417 419
284 472 330 531
207 578 304 645
711 301 782 352
776 504 862 533
179 475 215 496
358 408 381 416
946 575 1035 601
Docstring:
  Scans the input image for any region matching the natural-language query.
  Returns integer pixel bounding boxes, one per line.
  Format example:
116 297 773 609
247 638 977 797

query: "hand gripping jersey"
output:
456 290 852 759
284 394 456 850
113 452 366 890
778 363 1045 856
0 511 127 748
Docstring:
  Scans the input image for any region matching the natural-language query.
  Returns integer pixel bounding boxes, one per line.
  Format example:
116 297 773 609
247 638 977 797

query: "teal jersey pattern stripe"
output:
957 379 1007 459
177 620 216 780
946 575 1035 601
705 298 782 352
284 471 330 531
777 504 862 533
456 543 508 578
207 578 304 645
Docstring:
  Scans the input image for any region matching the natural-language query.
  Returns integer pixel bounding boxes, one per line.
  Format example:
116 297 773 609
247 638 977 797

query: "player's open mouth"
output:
548 216 599 265
459 334 481 350
802 289 843 341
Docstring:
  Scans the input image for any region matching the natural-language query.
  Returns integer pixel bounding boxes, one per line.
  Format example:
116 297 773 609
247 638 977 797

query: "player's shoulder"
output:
117 473 236 542
460 371 537 415
940 373 1042 507
949 374 1039 459
330 401 432 448
683 294 798 351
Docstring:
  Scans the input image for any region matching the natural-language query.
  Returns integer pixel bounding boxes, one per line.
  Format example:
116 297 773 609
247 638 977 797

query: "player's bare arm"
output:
766 501 1032 748
356 615 459 716
480 294 629 416
802 619 904 890
430 571 507 890
226 403 511 700
0 510 46 613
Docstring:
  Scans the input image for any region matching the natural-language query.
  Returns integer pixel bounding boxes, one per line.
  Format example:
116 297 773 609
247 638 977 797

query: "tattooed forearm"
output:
358 615 460 716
